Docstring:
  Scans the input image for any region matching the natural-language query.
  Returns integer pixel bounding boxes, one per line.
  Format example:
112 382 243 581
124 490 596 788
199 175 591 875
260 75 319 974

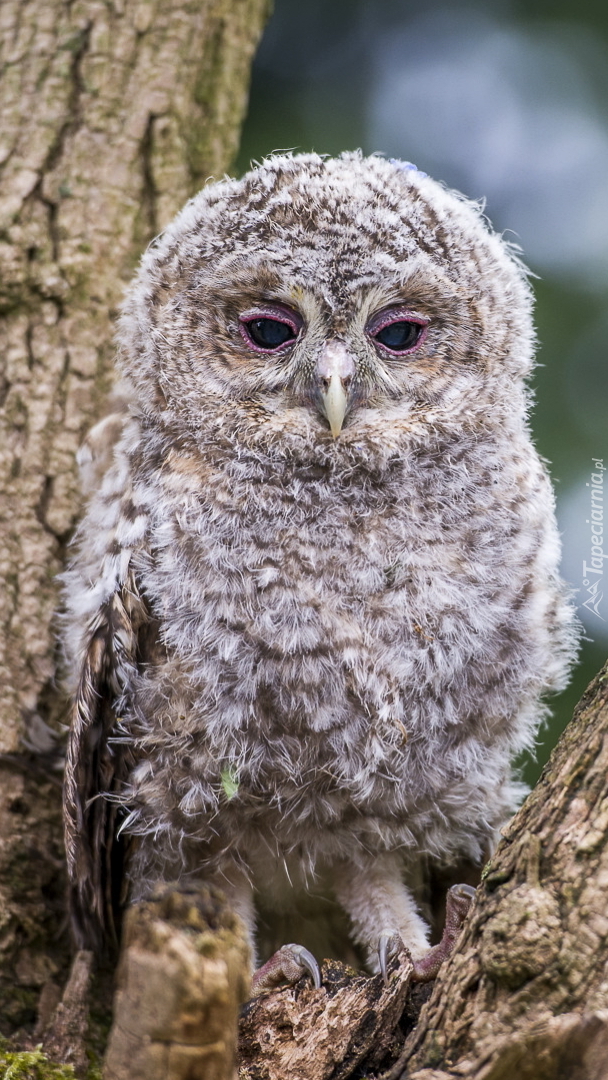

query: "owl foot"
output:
378 928 410 985
378 882 476 985
251 943 322 996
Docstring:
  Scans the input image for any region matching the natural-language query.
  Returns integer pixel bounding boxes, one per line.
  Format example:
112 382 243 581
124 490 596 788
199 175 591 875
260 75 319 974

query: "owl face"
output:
119 153 534 456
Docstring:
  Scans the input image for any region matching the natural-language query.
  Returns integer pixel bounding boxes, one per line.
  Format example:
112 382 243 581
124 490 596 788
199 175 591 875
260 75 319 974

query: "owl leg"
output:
333 852 431 972
211 864 321 995
404 882 476 982
207 862 257 962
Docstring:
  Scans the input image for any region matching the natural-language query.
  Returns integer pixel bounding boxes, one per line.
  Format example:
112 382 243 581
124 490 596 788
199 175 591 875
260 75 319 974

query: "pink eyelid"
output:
238 302 302 352
367 309 429 353
238 303 302 351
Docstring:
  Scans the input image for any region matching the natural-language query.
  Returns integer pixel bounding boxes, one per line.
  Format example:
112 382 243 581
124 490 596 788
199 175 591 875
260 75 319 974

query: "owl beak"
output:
315 340 356 438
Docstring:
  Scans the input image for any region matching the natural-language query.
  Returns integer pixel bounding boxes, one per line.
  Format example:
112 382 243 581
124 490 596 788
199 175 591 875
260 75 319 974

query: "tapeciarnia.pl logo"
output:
581 458 605 622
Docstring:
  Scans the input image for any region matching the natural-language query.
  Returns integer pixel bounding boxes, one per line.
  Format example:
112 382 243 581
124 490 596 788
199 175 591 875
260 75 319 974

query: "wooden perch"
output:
239 954 415 1080
39 949 93 1075
102 884 251 1080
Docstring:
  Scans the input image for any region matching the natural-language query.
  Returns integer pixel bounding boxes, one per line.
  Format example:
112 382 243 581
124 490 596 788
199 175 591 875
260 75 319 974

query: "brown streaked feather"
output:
63 576 149 952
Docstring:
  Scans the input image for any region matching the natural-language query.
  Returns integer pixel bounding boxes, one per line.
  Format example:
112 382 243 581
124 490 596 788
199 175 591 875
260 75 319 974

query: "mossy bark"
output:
0 0 270 1039
0 1038 81 1080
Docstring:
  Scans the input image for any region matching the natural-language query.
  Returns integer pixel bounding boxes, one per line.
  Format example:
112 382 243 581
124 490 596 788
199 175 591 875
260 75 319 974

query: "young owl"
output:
63 152 577 987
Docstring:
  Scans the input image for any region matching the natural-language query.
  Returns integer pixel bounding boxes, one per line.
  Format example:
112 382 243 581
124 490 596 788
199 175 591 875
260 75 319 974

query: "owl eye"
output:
371 319 426 353
241 316 298 352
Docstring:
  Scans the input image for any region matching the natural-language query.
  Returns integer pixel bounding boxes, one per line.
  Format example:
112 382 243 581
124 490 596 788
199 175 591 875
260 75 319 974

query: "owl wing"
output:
63 574 151 952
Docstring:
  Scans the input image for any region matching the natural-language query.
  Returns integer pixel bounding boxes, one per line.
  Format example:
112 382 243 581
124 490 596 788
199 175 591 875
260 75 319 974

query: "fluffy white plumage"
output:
63 152 577 973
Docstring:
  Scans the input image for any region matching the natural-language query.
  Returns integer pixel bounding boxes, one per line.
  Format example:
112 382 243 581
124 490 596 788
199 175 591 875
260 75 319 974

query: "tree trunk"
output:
0 0 270 1036
390 658 608 1080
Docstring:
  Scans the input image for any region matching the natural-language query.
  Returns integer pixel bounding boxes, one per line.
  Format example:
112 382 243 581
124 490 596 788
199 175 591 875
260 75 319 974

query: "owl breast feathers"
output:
62 152 577 976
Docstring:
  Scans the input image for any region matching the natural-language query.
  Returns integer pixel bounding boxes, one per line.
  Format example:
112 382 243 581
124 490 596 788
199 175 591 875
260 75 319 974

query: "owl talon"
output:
378 928 408 985
412 883 476 983
251 943 321 995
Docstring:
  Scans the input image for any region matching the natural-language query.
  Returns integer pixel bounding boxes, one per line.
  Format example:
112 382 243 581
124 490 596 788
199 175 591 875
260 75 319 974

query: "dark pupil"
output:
375 321 420 350
248 318 294 348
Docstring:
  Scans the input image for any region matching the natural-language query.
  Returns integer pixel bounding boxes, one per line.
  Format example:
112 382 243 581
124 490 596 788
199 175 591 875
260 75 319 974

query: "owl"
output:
62 152 577 989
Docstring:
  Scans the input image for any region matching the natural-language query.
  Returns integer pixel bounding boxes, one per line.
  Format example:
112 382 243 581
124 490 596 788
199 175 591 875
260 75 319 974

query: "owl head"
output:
118 153 534 464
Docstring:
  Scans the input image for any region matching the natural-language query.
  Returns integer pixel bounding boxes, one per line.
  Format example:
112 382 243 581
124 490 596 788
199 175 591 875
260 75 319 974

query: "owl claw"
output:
412 882 477 983
378 928 407 985
251 943 321 995
377 883 476 986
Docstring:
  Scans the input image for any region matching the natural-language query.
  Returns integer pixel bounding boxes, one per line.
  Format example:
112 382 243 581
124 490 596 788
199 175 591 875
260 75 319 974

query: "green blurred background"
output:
236 0 608 785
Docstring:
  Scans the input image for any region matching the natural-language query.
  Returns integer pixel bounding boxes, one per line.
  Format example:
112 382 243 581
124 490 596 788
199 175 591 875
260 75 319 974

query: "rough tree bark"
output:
397 659 608 1080
0 0 270 1039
